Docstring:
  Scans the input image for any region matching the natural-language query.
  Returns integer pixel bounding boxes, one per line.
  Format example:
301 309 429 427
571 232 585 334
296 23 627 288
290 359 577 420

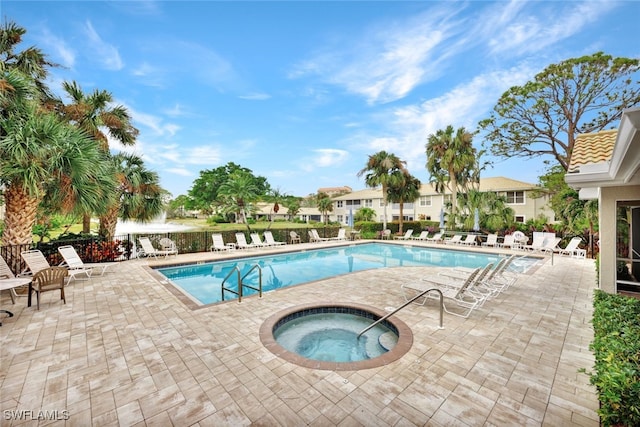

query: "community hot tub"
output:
259 302 413 371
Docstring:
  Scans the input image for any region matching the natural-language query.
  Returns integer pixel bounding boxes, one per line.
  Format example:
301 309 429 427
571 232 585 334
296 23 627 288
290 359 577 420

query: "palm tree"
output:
357 151 407 230
1 106 116 246
387 171 421 235
218 171 261 227
316 192 333 224
60 81 139 232
98 153 165 240
426 126 479 229
355 207 376 222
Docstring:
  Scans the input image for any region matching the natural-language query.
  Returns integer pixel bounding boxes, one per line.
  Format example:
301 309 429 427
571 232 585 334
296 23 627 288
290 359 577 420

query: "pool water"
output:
274 312 395 362
156 243 535 305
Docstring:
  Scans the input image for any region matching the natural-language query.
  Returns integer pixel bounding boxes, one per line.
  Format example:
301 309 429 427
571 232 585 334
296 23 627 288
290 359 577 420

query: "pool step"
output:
378 332 398 351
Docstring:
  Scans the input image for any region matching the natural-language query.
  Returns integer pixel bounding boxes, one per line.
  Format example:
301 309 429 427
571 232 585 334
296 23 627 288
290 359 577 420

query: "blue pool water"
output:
156 243 534 305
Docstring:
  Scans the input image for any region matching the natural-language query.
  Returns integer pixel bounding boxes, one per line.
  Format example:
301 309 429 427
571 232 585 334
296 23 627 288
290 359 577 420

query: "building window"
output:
515 215 525 223
337 201 343 208
364 199 372 207
506 191 525 204
337 215 343 223
379 200 386 207
419 196 432 207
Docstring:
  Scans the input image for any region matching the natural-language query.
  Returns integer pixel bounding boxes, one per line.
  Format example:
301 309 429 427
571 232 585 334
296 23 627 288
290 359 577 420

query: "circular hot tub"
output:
259 303 413 371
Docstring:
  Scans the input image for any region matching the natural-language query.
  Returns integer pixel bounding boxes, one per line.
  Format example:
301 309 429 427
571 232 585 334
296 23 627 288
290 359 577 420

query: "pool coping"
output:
258 302 414 371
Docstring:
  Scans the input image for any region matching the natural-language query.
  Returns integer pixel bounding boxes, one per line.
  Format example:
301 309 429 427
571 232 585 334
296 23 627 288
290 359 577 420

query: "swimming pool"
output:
155 243 536 305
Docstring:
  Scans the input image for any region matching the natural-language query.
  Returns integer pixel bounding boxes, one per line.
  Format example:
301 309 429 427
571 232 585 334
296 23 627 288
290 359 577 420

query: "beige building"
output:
565 107 640 294
332 177 555 226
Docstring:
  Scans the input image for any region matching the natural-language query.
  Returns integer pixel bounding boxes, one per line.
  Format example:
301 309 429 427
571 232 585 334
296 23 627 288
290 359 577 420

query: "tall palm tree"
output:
316 192 334 225
98 153 165 240
60 81 139 233
387 171 421 235
426 126 479 229
357 151 407 230
218 171 261 227
1 106 116 246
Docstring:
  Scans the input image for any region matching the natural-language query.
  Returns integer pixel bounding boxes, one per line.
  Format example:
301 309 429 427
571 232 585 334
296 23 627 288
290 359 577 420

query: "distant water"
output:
115 212 194 235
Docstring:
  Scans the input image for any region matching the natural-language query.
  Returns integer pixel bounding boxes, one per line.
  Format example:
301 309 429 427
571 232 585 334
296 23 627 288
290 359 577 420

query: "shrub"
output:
586 290 640 426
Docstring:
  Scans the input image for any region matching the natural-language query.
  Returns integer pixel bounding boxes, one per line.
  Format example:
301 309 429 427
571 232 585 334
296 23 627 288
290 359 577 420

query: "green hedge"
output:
588 290 640 426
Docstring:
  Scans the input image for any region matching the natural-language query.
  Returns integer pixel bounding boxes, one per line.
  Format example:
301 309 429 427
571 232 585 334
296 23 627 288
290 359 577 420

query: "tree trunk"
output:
382 184 388 230
2 183 40 247
398 201 404 234
99 204 121 240
82 213 92 234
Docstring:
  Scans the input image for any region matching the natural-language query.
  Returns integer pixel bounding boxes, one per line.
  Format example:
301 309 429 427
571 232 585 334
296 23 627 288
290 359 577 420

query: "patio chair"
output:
482 234 498 247
211 233 234 251
438 262 495 302
538 237 562 254
460 234 478 246
425 232 443 243
559 237 586 258
250 233 269 248
330 229 347 241
395 229 414 240
0 254 32 305
159 238 179 257
31 266 68 310
499 234 516 249
309 229 330 243
411 231 429 241
236 233 258 249
264 231 285 246
138 237 175 258
523 233 548 252
289 231 301 244
445 235 463 245
380 229 391 240
57 245 117 276
22 249 91 282
401 267 483 318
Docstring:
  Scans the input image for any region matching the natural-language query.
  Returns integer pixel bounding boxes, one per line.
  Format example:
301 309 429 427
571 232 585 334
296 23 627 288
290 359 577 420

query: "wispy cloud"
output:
83 20 123 71
40 28 75 69
239 92 271 101
312 148 349 168
123 103 181 137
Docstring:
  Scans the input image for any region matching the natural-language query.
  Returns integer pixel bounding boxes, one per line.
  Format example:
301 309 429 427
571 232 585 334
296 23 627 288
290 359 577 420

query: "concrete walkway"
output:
0 242 599 426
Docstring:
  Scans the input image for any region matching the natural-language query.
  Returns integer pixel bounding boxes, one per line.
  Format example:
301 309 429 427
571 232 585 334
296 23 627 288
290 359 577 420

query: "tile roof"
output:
568 129 617 173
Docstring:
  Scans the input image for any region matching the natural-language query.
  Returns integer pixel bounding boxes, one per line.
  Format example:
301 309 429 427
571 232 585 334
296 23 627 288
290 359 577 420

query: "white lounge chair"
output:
426 232 443 243
499 234 516 249
330 229 347 241
21 249 91 282
538 237 562 254
138 237 175 258
445 235 463 245
482 234 498 247
401 267 483 318
309 229 330 243
0 255 32 304
411 231 429 241
236 233 258 249
559 237 586 258
58 245 117 276
250 233 269 248
211 233 234 251
460 234 478 246
395 229 414 240
523 233 547 252
264 231 285 246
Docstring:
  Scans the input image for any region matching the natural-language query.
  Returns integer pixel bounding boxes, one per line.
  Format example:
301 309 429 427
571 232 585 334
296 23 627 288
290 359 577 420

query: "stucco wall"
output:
599 185 640 293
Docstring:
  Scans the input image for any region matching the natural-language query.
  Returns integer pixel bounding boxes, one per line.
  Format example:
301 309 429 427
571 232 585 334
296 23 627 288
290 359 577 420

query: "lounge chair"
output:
411 231 429 241
559 237 586 258
236 232 258 249
482 234 498 247
0 255 32 305
159 238 179 256
57 245 117 276
380 229 391 240
330 229 347 241
395 229 414 240
30 266 68 310
522 233 548 252
211 233 234 251
538 237 562 254
250 233 269 248
438 262 495 302
264 231 285 246
499 234 516 249
401 267 483 318
22 249 91 282
426 232 443 243
138 237 175 258
309 229 330 243
460 234 477 246
445 235 463 245
289 231 301 244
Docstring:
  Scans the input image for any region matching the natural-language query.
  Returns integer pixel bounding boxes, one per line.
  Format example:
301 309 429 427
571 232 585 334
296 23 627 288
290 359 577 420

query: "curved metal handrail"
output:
221 265 242 302
241 264 262 299
357 288 444 339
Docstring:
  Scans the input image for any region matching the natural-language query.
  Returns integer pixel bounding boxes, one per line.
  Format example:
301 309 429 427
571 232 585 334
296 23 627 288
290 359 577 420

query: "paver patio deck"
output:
0 241 598 426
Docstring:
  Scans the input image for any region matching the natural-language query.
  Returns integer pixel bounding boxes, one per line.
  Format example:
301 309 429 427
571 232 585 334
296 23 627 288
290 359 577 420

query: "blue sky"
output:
4 1 639 198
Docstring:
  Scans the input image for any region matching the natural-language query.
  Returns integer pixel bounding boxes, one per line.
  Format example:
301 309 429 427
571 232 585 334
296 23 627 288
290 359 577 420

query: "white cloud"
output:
40 28 75 69
165 167 193 177
83 20 123 71
183 146 223 165
239 92 271 100
313 148 349 168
